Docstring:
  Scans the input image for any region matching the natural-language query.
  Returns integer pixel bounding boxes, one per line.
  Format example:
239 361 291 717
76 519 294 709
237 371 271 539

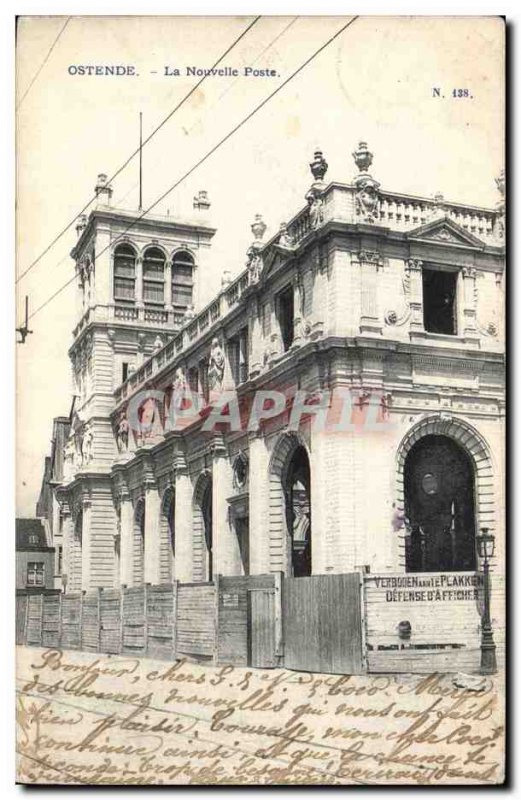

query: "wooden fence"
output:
16 582 217 663
17 571 500 675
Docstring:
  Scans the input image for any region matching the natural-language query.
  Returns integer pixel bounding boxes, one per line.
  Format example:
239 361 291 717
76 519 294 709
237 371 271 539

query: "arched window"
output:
113 244 136 302
143 247 165 304
172 250 194 308
404 435 477 572
193 474 213 582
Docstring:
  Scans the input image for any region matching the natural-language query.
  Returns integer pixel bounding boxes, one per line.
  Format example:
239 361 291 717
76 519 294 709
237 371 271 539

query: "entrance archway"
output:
285 446 312 576
269 434 312 576
404 435 477 571
193 473 213 581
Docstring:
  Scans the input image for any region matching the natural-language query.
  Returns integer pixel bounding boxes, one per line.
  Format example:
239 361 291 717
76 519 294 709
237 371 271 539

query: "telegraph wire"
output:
15 15 262 285
112 15 300 209
16 17 71 110
27 16 359 323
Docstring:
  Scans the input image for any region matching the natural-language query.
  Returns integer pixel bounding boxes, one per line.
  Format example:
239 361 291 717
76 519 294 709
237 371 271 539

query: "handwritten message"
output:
16 646 504 786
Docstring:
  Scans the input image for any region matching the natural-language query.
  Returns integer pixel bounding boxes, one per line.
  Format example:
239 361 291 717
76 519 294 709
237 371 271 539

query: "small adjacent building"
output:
15 518 55 591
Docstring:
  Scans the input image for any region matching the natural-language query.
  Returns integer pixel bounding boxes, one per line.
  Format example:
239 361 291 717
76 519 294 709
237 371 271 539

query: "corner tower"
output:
59 175 215 592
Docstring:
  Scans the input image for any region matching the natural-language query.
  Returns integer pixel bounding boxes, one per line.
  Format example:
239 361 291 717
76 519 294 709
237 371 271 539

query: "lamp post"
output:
476 528 497 675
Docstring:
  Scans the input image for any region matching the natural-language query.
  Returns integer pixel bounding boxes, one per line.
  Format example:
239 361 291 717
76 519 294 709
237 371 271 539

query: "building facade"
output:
16 519 55 592
45 144 504 642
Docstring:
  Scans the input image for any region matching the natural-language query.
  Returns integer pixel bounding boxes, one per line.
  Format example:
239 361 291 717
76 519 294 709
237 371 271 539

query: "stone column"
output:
61 505 73 592
248 432 270 574
212 437 238 576
144 484 161 585
119 492 134 587
174 454 193 581
135 255 144 313
462 266 479 342
407 258 424 335
81 499 92 592
165 259 173 309
359 250 383 334
248 298 263 378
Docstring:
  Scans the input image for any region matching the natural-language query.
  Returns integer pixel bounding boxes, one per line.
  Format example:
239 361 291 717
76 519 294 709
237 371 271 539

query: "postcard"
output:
15 14 505 785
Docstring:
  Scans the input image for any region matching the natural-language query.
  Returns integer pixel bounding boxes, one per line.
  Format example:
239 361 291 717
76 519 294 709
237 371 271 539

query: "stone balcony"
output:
286 182 502 249
72 302 188 339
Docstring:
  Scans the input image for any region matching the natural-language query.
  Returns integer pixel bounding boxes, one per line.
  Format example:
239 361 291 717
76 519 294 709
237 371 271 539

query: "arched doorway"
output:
404 435 477 572
193 474 213 581
133 499 145 585
160 488 175 583
284 445 312 577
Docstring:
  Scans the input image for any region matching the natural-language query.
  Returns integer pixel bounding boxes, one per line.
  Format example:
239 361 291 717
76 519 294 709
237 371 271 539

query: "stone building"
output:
50 144 505 634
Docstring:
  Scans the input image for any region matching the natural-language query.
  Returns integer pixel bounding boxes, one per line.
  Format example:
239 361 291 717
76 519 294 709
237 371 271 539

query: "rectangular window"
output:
122 362 129 383
277 285 294 352
27 562 45 587
422 268 458 335
143 278 164 304
57 546 63 574
114 256 136 302
228 328 249 386
172 264 193 307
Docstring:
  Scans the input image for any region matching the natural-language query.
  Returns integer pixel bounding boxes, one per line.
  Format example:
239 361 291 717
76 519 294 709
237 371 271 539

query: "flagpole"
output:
139 112 143 210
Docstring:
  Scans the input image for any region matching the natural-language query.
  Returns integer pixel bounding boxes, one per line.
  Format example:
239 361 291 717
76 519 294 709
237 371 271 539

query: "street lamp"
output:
476 528 497 675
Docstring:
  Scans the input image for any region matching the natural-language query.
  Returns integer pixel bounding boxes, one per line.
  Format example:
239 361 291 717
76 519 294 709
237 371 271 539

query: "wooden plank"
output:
283 574 364 675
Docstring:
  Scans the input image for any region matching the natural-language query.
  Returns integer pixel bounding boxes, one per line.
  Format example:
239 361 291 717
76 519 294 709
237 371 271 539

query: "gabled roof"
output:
16 518 53 551
406 215 486 250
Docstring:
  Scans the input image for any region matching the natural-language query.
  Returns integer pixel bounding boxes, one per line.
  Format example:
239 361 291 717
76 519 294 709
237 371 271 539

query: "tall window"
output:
143 247 165 304
422 268 458 335
228 327 249 386
172 250 194 308
27 561 45 587
277 285 295 352
113 244 136 302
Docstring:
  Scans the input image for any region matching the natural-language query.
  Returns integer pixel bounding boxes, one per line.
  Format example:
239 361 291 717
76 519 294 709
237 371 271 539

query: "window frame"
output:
172 250 195 309
113 244 137 304
142 246 166 306
27 561 45 587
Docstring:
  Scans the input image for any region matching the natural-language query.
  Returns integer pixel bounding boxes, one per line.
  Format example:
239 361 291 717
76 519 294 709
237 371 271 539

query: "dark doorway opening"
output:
422 268 458 335
277 285 294 352
285 445 311 577
404 435 476 572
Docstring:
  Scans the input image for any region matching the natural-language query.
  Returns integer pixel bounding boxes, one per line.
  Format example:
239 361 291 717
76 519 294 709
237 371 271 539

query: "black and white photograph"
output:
13 12 505 786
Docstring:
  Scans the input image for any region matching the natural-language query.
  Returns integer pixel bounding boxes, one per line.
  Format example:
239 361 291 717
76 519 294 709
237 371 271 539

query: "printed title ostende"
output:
67 65 278 77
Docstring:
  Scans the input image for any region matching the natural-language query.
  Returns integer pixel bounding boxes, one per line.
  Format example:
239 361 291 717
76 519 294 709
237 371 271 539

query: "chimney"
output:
94 173 113 206
193 190 211 212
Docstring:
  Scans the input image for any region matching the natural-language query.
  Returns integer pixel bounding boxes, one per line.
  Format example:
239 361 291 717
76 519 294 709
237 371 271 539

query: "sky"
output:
15 14 504 515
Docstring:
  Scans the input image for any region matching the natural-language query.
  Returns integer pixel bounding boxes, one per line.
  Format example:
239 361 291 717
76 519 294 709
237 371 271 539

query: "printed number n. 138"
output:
453 89 472 98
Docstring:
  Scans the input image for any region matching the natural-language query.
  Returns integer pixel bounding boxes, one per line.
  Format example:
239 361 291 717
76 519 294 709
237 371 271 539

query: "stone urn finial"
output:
310 149 328 182
251 214 267 241
76 214 88 238
352 141 373 175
